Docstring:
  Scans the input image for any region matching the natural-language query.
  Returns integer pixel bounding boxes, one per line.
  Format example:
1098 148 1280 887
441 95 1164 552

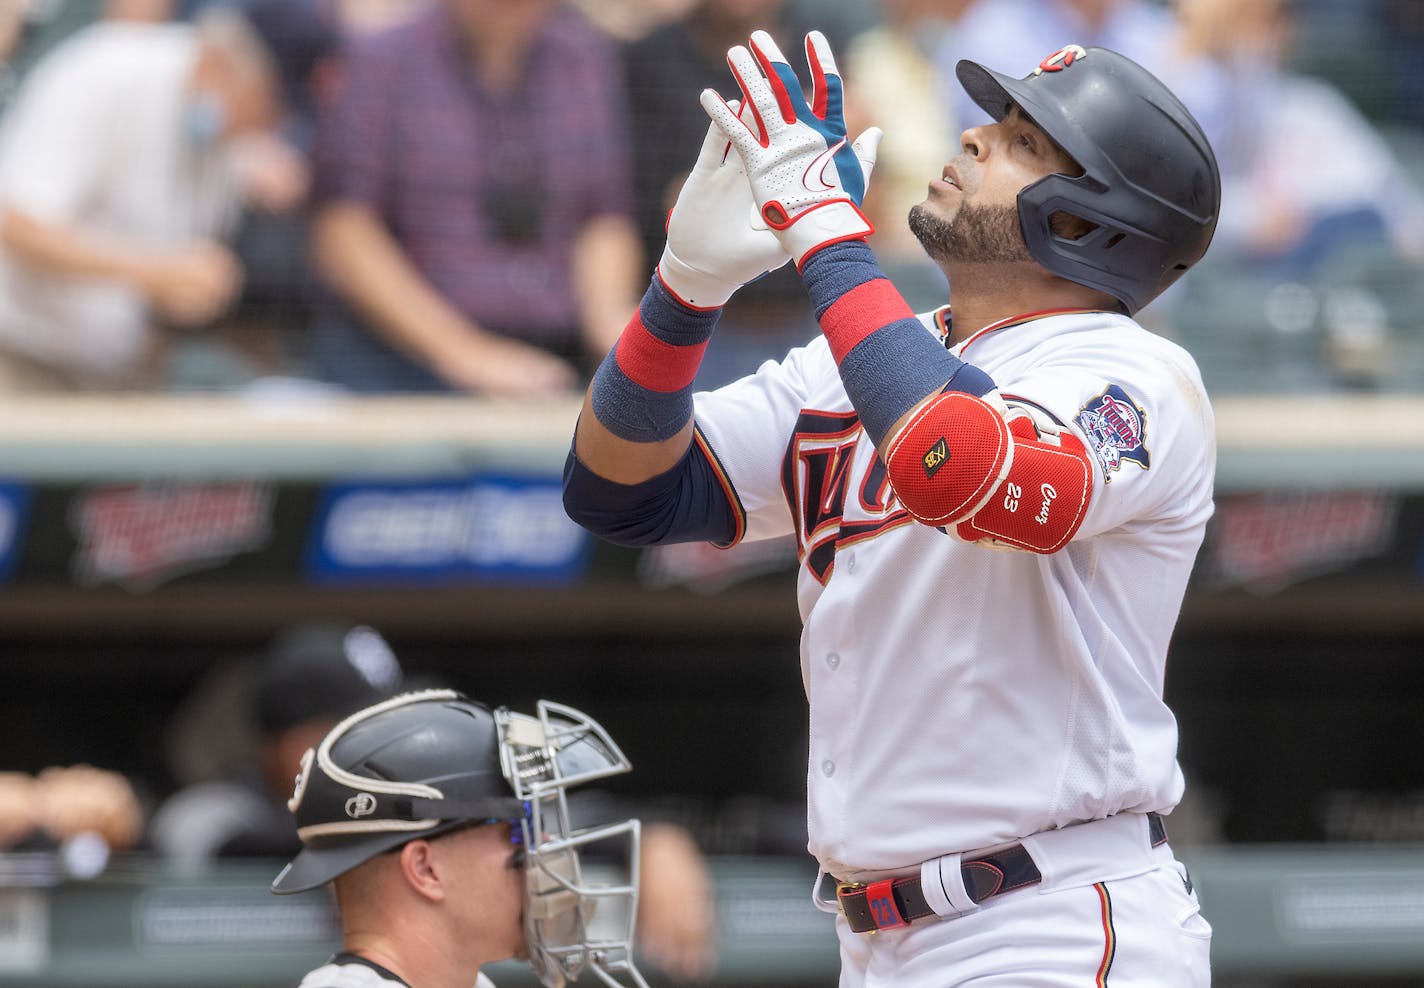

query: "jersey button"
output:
844 553 856 573
821 759 836 777
825 652 840 670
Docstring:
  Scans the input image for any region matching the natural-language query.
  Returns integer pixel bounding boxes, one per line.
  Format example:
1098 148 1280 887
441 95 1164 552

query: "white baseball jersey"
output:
694 307 1215 880
295 954 497 987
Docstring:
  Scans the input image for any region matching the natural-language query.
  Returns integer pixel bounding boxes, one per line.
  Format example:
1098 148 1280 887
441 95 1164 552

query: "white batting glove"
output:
657 101 787 310
701 31 883 268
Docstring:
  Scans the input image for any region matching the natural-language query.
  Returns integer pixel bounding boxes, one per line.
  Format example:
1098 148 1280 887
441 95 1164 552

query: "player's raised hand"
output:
748 30 868 205
701 30 883 268
657 101 788 310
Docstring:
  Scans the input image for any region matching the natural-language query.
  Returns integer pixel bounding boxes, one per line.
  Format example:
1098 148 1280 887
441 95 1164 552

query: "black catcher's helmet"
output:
270 690 649 988
957 45 1220 314
272 690 525 894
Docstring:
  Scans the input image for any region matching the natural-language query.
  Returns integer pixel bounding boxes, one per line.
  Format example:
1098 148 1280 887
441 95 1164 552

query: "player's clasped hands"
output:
657 30 881 310
656 99 789 310
698 31 882 268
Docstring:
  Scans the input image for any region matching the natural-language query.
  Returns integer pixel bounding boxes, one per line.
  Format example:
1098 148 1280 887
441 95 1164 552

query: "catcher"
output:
272 689 651 988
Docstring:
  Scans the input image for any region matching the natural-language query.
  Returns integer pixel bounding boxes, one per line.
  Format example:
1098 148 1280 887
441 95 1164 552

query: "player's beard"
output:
909 201 1033 264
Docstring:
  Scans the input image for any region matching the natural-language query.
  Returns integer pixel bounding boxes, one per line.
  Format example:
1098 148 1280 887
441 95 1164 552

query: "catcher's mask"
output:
957 44 1220 314
498 700 647 988
271 689 648 988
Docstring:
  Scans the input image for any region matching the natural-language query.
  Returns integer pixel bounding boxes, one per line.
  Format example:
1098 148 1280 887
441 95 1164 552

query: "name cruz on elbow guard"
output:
1001 482 1059 525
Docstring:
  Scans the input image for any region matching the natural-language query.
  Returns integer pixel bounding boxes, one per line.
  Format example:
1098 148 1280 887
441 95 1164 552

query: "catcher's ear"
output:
398 839 444 901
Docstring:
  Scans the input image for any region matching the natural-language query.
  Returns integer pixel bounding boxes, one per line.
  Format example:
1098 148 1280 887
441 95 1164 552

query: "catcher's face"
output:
439 821 528 958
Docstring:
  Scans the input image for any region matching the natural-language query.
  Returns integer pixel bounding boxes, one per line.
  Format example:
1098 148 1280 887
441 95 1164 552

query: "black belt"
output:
836 813 1168 933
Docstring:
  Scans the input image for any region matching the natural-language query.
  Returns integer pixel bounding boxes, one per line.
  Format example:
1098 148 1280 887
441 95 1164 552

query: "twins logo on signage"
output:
69 481 275 590
1203 490 1400 593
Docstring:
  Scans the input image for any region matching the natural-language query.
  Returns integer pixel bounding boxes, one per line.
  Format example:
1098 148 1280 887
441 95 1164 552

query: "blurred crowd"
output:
1 0 1423 398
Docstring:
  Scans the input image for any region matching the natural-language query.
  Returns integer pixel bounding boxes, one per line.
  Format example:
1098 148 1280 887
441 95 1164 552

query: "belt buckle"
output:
835 879 864 908
834 880 876 933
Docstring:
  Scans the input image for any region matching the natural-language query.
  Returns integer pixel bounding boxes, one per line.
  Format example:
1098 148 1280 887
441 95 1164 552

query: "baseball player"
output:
271 690 651 988
564 30 1220 986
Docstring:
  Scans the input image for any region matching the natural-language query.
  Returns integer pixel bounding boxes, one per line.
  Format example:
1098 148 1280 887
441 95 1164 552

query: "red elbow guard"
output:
954 412 1093 553
884 393 1093 553
884 391 1012 526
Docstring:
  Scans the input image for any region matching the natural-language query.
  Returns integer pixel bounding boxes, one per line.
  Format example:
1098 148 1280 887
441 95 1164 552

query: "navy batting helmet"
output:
957 45 1220 314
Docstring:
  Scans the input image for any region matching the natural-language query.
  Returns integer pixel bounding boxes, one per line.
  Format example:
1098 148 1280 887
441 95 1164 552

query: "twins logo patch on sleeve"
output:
1076 385 1149 479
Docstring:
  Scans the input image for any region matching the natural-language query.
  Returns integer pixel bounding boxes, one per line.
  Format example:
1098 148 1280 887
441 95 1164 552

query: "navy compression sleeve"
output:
800 241 995 446
562 436 738 547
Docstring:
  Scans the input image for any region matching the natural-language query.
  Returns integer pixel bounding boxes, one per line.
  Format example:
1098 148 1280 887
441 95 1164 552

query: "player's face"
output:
909 106 1078 264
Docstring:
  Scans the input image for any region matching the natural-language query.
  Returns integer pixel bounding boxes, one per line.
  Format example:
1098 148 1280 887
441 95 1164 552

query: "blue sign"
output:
305 473 590 584
0 483 30 582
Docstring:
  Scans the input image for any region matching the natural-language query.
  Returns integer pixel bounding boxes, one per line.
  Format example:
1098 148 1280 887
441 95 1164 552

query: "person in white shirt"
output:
0 5 279 389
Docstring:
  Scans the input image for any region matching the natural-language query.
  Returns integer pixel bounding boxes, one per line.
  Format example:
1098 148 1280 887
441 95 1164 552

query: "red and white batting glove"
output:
701 30 882 269
657 102 788 310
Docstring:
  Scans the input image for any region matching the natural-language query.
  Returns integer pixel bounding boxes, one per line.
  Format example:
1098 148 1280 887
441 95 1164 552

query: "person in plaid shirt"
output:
307 0 641 396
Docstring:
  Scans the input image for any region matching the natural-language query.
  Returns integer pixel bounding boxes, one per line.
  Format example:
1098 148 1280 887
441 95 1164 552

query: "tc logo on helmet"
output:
345 792 378 818
1034 44 1088 75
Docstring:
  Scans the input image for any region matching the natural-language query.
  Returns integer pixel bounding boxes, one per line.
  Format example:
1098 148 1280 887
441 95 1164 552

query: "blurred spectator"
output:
565 0 695 42
0 3 23 57
328 0 429 36
3 1 178 118
633 820 716 981
170 0 344 388
934 0 1176 130
108 0 179 18
0 765 145 869
2 0 180 86
0 773 32 848
1165 0 1424 277
0 2 22 115
623 0 833 388
31 765 146 852
150 622 404 865
0 5 291 390
1383 0 1424 131
842 0 969 307
305 0 641 395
